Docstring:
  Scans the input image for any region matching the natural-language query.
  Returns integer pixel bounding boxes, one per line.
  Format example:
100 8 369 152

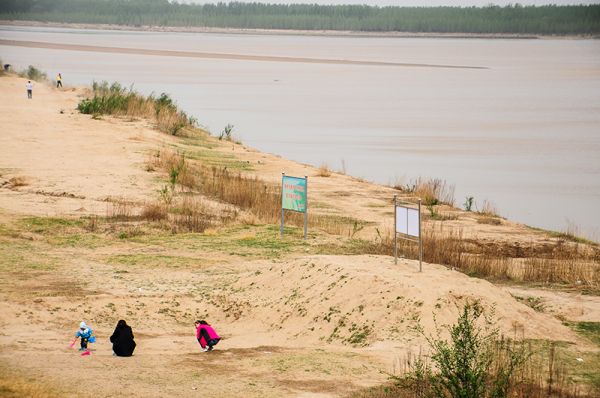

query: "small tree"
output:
401 301 531 398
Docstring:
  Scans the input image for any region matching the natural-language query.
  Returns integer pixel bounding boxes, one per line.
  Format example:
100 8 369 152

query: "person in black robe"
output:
110 319 136 357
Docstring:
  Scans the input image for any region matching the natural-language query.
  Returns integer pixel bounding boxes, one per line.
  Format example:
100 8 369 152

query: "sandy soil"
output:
0 74 597 397
0 76 175 216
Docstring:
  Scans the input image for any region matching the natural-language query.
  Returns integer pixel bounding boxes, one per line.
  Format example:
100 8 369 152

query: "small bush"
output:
78 81 193 135
464 196 474 211
479 200 499 217
399 178 455 207
18 65 47 81
397 302 530 398
317 163 332 177
219 124 234 141
141 203 168 221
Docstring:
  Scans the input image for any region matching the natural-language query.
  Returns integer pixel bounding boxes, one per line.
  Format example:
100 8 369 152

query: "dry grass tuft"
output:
478 216 503 225
317 163 332 177
149 149 362 235
364 226 599 288
396 177 455 206
106 198 136 220
7 176 28 188
141 203 168 221
479 200 500 217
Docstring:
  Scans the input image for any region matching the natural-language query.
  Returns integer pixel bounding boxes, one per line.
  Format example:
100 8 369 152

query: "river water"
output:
1 25 599 240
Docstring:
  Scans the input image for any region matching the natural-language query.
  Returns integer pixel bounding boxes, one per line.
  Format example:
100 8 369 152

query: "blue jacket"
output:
76 327 93 339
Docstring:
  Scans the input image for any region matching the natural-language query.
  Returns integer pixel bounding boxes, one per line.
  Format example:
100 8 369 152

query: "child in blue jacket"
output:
75 321 93 351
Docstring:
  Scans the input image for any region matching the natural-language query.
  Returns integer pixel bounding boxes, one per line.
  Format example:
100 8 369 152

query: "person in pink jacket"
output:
195 320 220 352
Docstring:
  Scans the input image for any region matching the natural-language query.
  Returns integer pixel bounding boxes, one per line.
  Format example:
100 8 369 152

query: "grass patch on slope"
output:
107 254 215 269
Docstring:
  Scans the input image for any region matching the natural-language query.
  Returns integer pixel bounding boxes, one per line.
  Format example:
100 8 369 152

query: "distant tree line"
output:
1 0 599 35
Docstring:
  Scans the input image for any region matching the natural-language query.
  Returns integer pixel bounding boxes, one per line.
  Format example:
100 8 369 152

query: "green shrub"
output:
400 302 531 398
464 196 474 212
78 81 193 135
16 65 47 81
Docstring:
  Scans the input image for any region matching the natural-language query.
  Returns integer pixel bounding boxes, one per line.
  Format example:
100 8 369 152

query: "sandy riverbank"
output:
0 73 598 397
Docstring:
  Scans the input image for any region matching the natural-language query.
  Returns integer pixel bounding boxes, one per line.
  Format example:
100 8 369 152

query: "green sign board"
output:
282 175 307 213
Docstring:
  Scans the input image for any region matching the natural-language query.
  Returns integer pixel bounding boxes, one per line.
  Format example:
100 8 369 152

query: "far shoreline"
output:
2 19 598 40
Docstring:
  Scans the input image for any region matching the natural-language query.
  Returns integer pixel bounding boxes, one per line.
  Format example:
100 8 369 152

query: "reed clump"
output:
77 82 194 136
358 226 599 288
149 150 362 235
105 194 235 234
396 177 456 207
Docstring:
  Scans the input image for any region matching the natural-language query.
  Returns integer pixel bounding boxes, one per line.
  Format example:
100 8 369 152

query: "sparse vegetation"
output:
17 65 47 82
6 176 28 188
219 123 234 141
410 302 531 398
397 177 455 207
149 149 363 235
317 163 332 177
511 295 546 312
464 196 474 212
337 227 599 288
478 216 502 225
478 200 500 217
351 303 594 398
77 81 196 136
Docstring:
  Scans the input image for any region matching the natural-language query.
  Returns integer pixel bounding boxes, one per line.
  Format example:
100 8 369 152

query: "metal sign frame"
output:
394 195 423 272
280 173 308 239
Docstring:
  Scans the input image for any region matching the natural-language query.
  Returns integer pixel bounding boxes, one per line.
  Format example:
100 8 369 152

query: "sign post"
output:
281 173 308 239
394 195 423 272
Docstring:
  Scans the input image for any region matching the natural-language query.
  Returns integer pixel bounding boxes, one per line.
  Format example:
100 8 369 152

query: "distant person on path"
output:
110 319 136 357
74 321 94 352
26 81 33 99
195 320 220 352
56 73 62 88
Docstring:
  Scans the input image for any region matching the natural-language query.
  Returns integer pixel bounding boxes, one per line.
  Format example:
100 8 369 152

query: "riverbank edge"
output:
1 19 599 40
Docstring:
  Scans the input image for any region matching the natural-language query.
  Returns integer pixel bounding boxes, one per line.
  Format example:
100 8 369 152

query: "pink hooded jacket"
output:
196 324 220 347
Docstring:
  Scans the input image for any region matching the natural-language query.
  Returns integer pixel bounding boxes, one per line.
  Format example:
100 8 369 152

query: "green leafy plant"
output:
399 302 531 398
19 65 47 81
219 124 234 141
464 196 474 212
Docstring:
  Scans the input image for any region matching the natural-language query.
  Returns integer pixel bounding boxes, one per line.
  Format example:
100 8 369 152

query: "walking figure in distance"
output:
56 73 62 88
26 81 33 99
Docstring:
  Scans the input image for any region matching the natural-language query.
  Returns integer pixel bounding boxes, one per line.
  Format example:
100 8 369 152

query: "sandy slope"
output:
0 75 173 216
0 74 596 397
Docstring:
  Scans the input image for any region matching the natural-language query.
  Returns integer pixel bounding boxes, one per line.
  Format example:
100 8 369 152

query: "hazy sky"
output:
177 0 599 5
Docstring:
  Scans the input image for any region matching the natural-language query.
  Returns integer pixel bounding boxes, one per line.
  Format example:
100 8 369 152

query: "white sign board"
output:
395 206 420 238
